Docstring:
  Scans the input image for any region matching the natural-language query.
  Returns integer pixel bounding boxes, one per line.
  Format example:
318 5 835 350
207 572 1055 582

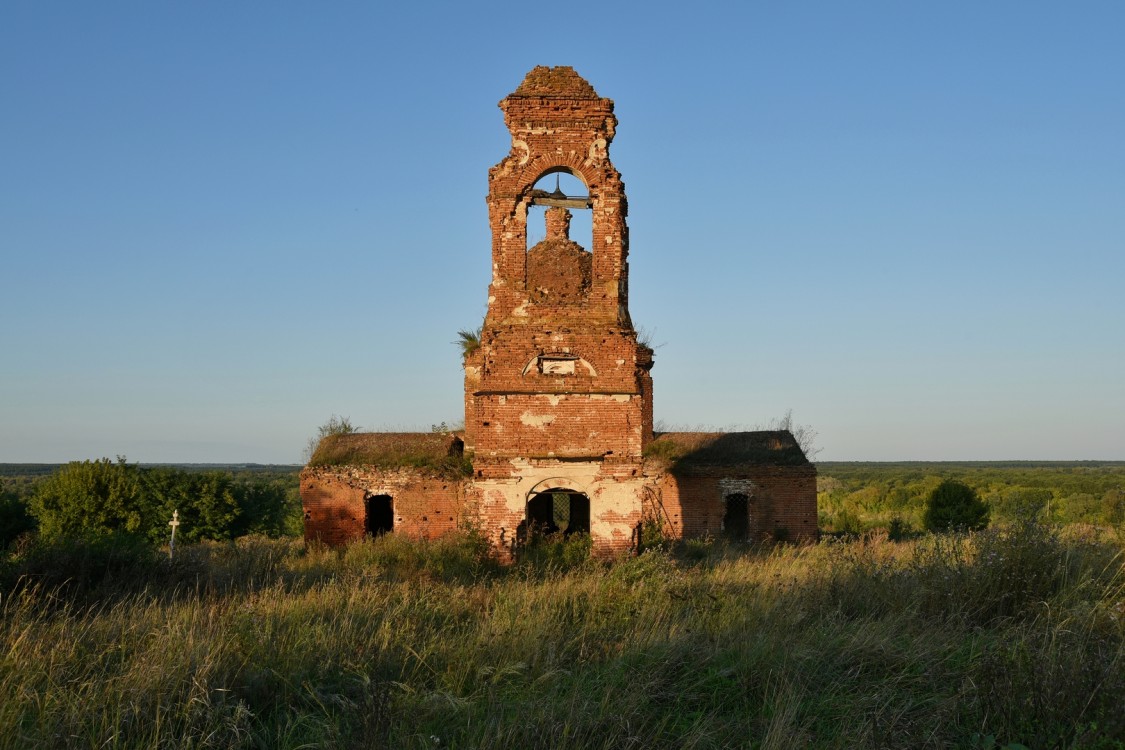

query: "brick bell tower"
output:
463 66 655 556
299 65 817 556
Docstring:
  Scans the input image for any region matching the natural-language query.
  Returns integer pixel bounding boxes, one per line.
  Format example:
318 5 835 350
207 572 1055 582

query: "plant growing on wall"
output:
772 409 821 460
456 327 482 358
304 415 359 463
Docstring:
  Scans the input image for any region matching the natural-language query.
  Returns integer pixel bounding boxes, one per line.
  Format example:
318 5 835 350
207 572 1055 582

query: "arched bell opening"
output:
525 487 591 538
524 171 593 305
525 171 592 252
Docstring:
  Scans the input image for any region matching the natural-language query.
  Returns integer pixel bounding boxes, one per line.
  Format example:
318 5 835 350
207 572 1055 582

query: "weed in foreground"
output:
1 526 1123 748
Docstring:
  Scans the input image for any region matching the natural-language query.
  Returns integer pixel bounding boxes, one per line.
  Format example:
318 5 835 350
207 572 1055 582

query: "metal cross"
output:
168 509 180 560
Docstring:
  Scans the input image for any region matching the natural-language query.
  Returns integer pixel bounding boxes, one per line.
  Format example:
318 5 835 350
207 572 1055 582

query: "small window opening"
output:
364 493 394 537
448 437 465 457
723 493 750 542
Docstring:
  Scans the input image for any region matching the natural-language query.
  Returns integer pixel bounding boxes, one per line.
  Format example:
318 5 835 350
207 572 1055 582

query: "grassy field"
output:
2 523 1123 749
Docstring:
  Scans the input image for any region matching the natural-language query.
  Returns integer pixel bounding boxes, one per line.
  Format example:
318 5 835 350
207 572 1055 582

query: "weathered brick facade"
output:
301 67 817 558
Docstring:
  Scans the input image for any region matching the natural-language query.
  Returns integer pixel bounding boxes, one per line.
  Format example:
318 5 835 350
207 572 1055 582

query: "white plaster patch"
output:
512 301 529 317
520 412 556 429
544 395 562 406
616 359 625 366
588 138 607 162
541 358 575 376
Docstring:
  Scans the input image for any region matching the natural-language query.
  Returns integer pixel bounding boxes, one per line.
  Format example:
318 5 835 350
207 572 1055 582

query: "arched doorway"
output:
526 488 590 537
364 493 393 537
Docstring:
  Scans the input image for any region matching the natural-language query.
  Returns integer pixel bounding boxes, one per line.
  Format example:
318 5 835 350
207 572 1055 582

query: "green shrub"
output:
1102 488 1125 525
26 459 293 547
924 479 989 531
638 516 671 552
2 532 155 594
1045 492 1092 525
0 489 35 548
834 508 864 535
987 487 1052 523
887 515 913 541
29 458 148 540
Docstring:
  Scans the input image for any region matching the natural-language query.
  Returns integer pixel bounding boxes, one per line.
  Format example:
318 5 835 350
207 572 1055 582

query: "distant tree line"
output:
818 461 1125 534
2 458 301 549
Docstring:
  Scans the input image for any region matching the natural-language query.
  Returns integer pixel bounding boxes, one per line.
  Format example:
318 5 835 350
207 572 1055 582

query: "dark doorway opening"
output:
364 494 393 537
526 489 590 537
723 493 750 541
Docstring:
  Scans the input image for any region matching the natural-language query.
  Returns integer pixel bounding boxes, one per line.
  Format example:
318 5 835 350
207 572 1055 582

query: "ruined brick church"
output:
301 67 817 558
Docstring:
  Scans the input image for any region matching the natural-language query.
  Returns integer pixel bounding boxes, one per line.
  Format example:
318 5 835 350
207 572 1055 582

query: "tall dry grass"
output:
1 525 1122 749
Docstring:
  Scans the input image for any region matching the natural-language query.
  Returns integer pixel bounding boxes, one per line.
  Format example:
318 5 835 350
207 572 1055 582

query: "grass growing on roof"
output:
308 432 473 478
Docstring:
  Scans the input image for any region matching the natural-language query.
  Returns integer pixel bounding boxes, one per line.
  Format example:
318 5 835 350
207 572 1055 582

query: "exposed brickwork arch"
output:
527 477 590 496
515 157 603 196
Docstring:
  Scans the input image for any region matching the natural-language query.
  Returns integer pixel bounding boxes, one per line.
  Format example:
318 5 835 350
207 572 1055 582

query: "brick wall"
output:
651 465 818 543
301 466 465 545
473 393 644 459
300 470 366 546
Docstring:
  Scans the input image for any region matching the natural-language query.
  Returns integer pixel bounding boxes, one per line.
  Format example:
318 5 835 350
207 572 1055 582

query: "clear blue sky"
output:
2 2 1122 463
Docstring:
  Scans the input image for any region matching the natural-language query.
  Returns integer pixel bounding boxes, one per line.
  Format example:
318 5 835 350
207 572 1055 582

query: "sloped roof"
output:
646 431 811 471
309 432 468 477
511 66 600 99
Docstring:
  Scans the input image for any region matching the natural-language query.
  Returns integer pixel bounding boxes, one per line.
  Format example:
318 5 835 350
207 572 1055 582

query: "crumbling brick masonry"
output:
301 66 817 558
